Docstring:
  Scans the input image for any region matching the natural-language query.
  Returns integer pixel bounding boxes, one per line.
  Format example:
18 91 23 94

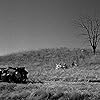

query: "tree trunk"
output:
92 46 96 55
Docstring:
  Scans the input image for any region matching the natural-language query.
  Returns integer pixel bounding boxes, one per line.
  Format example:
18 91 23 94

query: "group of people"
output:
55 63 68 69
55 61 77 70
0 66 28 83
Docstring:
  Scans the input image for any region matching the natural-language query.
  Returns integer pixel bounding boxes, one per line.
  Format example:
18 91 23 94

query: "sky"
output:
0 0 100 55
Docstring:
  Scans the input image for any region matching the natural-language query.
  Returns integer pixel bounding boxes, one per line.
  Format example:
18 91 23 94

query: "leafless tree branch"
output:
75 15 100 54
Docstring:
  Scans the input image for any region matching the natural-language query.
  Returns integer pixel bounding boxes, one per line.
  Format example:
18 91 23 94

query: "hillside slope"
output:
0 47 100 82
0 47 92 67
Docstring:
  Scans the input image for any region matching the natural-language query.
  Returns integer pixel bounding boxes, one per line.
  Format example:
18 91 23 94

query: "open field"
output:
0 47 100 99
1 81 100 100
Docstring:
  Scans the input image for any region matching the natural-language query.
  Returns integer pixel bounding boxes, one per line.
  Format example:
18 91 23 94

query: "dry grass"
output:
0 47 100 99
0 81 100 100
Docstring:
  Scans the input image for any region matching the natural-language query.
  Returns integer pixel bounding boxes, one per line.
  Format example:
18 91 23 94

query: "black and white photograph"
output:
0 0 100 100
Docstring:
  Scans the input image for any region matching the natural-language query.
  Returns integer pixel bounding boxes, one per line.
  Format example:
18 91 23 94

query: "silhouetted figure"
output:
62 63 68 69
72 61 77 67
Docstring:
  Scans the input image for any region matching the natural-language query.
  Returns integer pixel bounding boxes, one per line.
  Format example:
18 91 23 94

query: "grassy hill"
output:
0 47 99 82
1 47 100 99
0 47 93 67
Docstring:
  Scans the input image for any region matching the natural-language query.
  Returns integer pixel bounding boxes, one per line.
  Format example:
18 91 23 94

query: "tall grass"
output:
0 82 100 100
0 47 99 83
0 47 100 99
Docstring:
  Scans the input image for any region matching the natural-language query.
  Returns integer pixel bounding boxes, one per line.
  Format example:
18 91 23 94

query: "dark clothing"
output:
0 67 28 83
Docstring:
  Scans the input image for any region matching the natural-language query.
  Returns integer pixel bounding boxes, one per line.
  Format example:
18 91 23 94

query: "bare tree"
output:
75 15 100 54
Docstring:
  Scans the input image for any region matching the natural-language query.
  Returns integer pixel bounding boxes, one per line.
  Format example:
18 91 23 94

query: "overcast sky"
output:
0 0 100 55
